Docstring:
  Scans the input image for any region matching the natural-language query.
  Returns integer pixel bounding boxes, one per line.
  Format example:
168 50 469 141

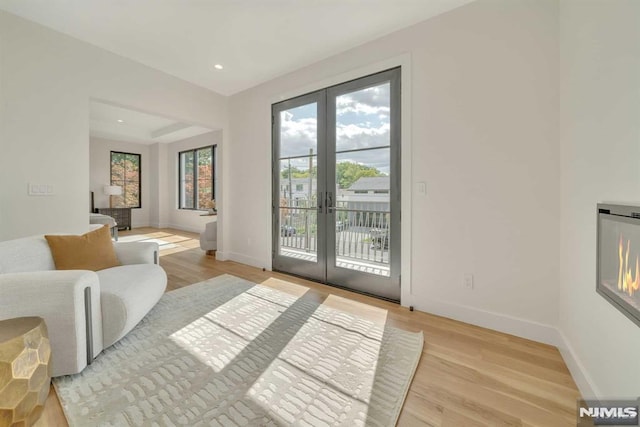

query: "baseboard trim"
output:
149 222 169 229
417 297 598 398
226 252 265 269
557 330 599 399
165 223 203 234
417 297 561 346
215 251 229 261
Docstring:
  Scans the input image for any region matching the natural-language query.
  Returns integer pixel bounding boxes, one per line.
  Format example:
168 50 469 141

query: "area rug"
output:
54 274 424 426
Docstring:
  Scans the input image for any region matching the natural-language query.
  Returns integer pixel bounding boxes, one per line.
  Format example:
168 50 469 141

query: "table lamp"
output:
104 185 122 208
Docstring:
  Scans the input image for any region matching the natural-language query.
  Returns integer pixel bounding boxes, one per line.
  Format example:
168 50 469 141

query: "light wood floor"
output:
37 228 583 427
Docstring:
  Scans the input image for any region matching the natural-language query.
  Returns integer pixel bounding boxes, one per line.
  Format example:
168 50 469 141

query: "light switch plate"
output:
28 183 54 196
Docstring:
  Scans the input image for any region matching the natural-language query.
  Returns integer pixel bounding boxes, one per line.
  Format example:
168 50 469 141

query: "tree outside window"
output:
179 145 215 210
110 151 141 208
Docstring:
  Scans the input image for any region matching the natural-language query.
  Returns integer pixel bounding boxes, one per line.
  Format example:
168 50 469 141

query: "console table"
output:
98 207 132 230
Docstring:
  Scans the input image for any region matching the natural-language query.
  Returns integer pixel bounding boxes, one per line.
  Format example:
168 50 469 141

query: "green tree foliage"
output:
196 147 214 209
281 166 317 179
281 162 384 189
110 152 140 208
180 146 214 210
336 162 384 189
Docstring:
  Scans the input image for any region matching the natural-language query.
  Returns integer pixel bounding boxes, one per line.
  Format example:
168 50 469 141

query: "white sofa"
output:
0 234 167 377
90 213 118 240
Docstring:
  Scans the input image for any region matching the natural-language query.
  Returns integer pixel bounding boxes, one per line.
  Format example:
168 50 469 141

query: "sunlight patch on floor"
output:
169 285 308 373
323 294 388 325
118 231 198 256
259 277 313 298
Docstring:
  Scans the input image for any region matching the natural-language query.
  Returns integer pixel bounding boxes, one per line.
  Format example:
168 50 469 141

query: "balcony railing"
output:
279 206 390 266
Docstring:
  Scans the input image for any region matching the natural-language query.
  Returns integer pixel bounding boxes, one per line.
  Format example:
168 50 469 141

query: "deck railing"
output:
279 207 390 265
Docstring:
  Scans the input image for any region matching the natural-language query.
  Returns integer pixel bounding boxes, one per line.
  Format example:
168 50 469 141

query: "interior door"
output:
272 68 400 301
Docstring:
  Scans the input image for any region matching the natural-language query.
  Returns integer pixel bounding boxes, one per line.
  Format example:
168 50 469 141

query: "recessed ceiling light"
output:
213 64 224 70
117 119 124 123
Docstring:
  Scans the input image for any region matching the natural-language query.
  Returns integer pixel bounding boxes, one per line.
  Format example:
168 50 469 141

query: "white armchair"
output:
0 235 166 377
200 221 218 254
0 270 102 376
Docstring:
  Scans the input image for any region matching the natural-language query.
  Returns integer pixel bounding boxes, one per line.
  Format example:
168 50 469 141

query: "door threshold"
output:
272 269 400 304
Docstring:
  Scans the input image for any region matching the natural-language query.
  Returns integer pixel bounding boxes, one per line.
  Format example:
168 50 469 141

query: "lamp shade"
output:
103 185 122 196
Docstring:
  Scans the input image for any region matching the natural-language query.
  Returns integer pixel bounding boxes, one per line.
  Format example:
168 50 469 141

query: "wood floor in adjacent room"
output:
38 228 582 427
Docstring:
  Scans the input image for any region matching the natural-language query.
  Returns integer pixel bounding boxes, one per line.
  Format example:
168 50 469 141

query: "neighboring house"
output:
339 177 390 229
339 176 390 212
280 178 316 207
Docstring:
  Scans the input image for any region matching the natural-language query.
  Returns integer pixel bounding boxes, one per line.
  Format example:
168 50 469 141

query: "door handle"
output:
318 191 323 213
327 192 334 214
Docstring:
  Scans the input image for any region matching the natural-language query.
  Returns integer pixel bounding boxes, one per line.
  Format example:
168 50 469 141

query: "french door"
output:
272 68 400 301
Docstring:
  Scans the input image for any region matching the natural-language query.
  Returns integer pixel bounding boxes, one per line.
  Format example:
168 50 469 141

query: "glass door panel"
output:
326 71 400 301
334 148 391 277
278 157 318 260
272 93 326 282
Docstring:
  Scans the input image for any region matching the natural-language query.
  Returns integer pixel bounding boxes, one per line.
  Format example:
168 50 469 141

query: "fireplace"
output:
597 203 640 327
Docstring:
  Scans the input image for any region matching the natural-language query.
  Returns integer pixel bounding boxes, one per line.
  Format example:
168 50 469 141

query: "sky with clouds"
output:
279 82 391 176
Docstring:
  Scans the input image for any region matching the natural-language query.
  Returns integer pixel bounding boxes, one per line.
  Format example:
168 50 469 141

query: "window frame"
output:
110 151 142 209
178 145 216 211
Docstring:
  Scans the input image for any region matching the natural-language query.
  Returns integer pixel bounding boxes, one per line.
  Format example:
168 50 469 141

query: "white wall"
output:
559 0 640 398
165 131 222 233
89 137 151 227
227 0 560 342
0 10 227 240
89 132 223 234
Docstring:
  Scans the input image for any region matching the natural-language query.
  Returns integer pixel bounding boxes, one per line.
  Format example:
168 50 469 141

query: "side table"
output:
0 317 52 426
97 208 132 230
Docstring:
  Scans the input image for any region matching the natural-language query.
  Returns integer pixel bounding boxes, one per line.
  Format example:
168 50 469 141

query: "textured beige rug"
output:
54 274 423 426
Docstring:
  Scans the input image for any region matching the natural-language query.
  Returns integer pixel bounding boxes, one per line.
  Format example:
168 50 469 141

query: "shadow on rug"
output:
54 274 424 426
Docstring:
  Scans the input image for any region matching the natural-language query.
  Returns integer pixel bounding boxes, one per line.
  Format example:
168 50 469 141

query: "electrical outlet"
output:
464 273 474 290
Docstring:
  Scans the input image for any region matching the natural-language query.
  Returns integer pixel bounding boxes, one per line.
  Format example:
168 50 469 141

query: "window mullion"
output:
194 149 198 210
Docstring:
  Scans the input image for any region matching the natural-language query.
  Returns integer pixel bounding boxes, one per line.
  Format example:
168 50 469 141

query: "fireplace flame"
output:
617 234 640 296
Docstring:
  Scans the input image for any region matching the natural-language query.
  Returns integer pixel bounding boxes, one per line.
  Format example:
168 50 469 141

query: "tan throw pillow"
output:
45 225 120 271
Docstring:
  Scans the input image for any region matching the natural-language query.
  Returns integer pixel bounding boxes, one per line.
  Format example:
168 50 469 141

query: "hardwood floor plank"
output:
38 227 582 426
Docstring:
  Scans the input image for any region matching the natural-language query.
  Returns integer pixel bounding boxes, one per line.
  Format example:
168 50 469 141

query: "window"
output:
179 145 215 210
110 151 141 208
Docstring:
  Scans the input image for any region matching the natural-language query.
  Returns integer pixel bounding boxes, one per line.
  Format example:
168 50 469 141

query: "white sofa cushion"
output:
97 264 167 347
0 235 55 273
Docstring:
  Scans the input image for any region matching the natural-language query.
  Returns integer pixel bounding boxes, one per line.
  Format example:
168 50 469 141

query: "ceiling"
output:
0 0 474 96
90 101 215 144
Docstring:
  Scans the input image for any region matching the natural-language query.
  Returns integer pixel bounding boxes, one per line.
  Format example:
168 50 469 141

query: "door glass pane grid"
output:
278 207 318 261
279 103 319 158
278 103 319 262
278 158 317 208
336 82 390 152
334 146 390 277
334 207 390 277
